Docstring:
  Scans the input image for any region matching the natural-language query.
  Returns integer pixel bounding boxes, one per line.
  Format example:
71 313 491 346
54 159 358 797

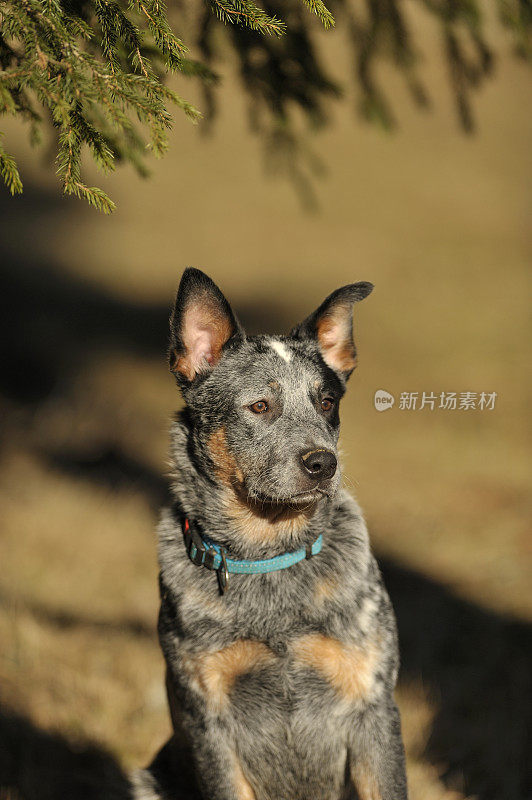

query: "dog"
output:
145 268 407 800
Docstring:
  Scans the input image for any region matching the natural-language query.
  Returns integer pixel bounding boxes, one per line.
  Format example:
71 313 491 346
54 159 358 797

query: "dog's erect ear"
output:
290 282 373 379
169 268 244 383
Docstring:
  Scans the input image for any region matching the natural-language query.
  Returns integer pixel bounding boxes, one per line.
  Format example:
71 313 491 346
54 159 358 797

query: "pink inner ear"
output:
183 307 216 373
178 301 232 380
317 307 356 374
319 319 343 349
188 327 215 370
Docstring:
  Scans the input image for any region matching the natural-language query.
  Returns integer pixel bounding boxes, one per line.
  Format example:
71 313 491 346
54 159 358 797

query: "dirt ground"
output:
0 3 530 799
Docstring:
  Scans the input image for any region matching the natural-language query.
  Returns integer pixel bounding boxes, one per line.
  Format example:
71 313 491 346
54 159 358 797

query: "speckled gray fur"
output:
147 269 407 800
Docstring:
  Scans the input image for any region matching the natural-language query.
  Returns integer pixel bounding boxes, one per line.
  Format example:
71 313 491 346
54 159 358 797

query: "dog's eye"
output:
249 400 269 414
321 397 334 412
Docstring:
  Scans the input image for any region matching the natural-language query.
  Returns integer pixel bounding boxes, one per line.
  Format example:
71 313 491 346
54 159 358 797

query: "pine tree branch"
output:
301 0 334 30
2 0 332 208
0 134 23 193
208 0 287 36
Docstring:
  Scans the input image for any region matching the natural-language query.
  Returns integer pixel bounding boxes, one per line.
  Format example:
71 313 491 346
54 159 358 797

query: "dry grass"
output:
0 3 530 799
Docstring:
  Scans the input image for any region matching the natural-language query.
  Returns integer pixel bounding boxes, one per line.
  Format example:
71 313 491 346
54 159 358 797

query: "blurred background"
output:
0 2 530 799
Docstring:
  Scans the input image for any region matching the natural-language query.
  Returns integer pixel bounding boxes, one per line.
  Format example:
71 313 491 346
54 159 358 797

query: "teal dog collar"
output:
183 518 323 594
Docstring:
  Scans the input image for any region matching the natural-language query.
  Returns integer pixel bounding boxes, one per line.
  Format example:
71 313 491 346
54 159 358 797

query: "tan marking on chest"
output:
292 633 379 702
232 754 257 800
186 640 276 713
351 763 382 800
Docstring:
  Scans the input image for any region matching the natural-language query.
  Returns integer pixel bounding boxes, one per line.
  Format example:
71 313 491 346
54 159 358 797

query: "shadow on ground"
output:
41 444 172 511
0 708 133 800
381 559 532 800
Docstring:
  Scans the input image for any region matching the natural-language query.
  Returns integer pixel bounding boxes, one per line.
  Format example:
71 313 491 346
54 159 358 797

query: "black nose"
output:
300 449 337 480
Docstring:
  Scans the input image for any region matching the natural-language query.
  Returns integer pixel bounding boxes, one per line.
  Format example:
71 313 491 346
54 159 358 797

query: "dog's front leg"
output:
166 666 256 800
185 717 256 800
348 697 407 800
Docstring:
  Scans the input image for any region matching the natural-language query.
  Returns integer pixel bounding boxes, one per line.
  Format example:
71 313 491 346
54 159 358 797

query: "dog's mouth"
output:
252 487 331 507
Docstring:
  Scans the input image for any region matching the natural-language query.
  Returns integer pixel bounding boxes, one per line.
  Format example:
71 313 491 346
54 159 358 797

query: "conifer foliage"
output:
0 0 530 211
0 0 333 211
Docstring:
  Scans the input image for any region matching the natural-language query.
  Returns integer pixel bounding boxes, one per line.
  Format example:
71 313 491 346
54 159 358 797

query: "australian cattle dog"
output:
142 268 407 800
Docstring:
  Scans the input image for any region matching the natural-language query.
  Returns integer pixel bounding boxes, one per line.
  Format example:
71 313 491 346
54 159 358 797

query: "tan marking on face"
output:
207 427 244 485
232 754 256 800
222 489 317 547
268 380 280 390
317 304 357 374
351 763 382 800
185 640 276 713
208 428 317 546
313 574 340 604
292 633 379 702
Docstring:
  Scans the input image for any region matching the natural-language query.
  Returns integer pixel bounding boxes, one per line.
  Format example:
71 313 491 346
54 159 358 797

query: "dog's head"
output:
169 268 372 519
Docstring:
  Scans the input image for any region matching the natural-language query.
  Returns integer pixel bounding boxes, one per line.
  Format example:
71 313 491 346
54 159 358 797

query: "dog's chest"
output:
172 556 385 704
177 582 384 719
